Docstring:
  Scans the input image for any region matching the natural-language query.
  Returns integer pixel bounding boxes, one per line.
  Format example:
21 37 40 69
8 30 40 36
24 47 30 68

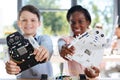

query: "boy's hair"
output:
18 5 40 21
66 5 91 23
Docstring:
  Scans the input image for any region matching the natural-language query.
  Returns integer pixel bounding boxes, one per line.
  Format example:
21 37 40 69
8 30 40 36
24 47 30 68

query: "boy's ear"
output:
38 21 41 27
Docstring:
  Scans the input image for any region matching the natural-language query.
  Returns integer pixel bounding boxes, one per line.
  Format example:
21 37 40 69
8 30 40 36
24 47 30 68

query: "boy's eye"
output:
31 20 36 22
22 19 26 21
20 19 36 22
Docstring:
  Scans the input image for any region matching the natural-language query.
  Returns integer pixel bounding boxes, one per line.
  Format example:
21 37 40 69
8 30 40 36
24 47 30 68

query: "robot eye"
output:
101 34 104 37
15 36 19 41
96 31 99 34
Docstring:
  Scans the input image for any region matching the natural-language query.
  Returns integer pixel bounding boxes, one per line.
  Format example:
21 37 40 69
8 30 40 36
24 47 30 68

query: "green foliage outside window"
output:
22 0 113 37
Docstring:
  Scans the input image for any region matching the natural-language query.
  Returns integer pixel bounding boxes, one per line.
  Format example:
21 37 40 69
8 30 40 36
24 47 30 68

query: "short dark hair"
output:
18 5 40 21
66 5 91 23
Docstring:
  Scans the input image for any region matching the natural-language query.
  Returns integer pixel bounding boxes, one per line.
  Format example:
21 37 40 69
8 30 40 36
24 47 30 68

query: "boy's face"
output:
69 11 90 37
18 11 40 36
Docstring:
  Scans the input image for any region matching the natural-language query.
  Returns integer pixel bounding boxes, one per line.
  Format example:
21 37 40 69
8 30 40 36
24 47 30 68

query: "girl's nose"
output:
74 23 80 28
75 23 79 28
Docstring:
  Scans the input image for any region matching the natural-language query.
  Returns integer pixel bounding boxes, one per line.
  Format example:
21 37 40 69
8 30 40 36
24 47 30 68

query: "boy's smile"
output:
18 11 40 36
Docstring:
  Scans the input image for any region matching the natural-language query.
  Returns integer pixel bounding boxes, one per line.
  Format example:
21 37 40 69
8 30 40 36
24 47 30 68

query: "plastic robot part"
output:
27 36 39 49
66 28 106 67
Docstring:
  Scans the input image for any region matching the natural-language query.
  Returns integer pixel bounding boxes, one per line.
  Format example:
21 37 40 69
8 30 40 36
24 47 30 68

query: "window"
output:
0 0 119 79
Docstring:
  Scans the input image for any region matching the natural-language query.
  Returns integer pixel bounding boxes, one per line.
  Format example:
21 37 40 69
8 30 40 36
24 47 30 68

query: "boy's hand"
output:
5 60 21 75
34 46 49 62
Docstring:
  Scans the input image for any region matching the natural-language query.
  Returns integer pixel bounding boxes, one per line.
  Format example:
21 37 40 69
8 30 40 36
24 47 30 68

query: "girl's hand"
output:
84 66 100 78
5 60 21 75
60 44 75 60
34 46 49 62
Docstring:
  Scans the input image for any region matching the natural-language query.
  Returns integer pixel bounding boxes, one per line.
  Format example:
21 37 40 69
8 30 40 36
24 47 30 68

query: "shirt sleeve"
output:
39 35 53 60
58 38 66 54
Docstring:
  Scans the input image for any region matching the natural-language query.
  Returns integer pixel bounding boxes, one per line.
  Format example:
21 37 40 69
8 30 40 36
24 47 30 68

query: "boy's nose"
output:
26 20 32 25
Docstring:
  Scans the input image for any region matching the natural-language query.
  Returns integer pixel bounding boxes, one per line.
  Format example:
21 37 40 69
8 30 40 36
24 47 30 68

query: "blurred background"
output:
0 0 120 79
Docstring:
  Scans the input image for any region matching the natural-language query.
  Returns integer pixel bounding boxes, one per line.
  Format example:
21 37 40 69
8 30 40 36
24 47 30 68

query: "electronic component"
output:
66 28 106 67
6 32 45 72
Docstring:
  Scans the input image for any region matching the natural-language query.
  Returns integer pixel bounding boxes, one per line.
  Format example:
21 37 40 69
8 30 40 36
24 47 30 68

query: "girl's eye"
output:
70 21 75 25
78 20 85 24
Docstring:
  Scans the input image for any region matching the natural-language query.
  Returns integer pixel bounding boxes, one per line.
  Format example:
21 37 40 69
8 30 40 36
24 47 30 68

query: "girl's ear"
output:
87 21 90 28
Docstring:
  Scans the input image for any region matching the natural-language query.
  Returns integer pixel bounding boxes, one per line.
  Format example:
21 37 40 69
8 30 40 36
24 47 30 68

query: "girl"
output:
58 5 100 79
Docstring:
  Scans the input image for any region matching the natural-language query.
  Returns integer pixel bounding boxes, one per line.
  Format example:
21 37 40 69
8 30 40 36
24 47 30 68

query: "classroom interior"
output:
0 0 120 79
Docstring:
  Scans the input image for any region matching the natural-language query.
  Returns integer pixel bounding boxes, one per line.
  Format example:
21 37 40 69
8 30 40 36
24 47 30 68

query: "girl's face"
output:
18 11 40 36
69 11 90 37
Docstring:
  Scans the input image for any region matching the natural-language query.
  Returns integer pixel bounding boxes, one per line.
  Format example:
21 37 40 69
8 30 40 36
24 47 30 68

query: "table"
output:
103 55 120 62
13 78 120 80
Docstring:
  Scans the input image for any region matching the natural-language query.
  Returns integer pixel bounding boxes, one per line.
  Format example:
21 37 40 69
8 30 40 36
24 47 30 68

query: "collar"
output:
34 33 39 41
